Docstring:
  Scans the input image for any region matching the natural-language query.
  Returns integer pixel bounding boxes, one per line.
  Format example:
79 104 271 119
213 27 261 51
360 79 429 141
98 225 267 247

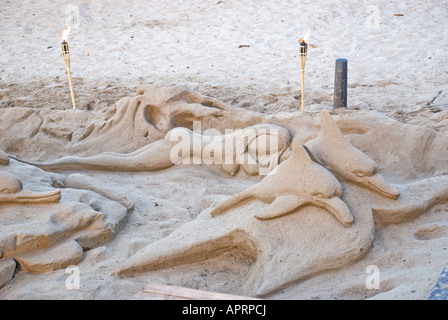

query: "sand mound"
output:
0 85 447 299
0 158 129 288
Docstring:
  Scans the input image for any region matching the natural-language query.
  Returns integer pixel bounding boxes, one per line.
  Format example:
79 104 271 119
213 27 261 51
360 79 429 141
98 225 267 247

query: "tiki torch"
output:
61 28 76 110
299 31 316 112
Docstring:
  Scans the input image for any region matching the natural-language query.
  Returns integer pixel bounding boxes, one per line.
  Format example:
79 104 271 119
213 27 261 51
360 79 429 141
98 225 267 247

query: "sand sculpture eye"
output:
354 170 367 178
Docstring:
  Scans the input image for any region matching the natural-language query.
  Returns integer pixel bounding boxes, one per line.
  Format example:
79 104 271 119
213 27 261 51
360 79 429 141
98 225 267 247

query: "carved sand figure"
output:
19 123 291 176
305 110 400 199
0 158 129 286
210 138 354 227
114 136 372 296
370 174 448 225
1 80 447 298
114 110 448 297
0 150 8 165
0 171 61 205
168 124 291 175
210 109 400 223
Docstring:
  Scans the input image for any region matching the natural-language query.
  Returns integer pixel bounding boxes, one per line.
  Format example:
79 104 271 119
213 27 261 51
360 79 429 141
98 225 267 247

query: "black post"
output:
333 58 347 109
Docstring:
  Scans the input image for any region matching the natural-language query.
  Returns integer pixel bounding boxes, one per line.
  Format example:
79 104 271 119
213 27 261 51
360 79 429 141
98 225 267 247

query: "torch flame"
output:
62 27 71 42
302 30 311 43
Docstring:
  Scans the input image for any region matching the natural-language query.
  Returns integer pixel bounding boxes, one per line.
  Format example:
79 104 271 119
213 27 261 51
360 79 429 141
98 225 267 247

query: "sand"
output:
0 0 447 300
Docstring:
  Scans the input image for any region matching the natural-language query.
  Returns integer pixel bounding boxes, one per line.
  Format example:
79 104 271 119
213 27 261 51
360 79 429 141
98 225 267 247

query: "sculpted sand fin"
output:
290 138 312 164
210 189 254 217
320 109 346 144
252 194 307 220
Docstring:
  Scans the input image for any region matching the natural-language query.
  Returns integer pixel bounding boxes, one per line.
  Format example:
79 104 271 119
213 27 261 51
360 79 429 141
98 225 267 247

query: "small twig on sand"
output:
427 90 442 107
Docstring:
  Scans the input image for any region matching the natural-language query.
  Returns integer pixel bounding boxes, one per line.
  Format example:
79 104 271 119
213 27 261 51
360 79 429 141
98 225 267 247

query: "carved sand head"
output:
0 172 22 194
306 110 400 199
0 171 61 205
0 150 9 165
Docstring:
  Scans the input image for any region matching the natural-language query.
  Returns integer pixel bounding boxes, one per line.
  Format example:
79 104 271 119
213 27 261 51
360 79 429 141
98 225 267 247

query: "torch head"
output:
61 41 70 69
299 31 311 71
61 41 69 55
299 40 308 70
299 30 311 56
299 41 308 55
61 27 71 60
61 41 70 68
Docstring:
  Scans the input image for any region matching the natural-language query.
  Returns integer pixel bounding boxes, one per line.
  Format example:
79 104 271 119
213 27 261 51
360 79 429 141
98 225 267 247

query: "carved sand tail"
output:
115 225 258 276
211 138 354 227
0 171 61 205
305 110 400 200
11 139 174 172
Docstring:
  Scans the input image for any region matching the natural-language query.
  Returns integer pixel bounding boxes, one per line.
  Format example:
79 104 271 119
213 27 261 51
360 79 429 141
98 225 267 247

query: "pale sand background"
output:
0 0 447 299
1 0 447 121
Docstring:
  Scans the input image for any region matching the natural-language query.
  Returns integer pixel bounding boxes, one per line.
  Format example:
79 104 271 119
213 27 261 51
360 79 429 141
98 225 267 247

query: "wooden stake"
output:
299 41 307 112
333 58 348 109
301 69 305 112
133 283 261 300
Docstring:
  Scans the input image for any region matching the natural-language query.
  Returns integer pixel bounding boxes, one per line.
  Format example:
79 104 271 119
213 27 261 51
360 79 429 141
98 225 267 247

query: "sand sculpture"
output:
0 150 8 165
114 109 448 297
0 85 447 297
210 138 354 226
0 171 61 205
0 154 130 288
0 85 267 160
305 110 400 199
1 149 61 205
114 128 374 296
21 123 291 176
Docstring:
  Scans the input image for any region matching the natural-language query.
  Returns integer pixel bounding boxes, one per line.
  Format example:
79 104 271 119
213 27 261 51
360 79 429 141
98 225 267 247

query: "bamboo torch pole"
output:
300 56 306 112
299 31 310 112
61 28 76 110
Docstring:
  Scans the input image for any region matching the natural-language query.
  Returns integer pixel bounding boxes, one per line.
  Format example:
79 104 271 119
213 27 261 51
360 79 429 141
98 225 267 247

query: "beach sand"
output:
0 0 447 300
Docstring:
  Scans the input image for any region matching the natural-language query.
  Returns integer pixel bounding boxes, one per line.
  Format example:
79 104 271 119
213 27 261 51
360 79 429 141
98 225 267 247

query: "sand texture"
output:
0 0 447 300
